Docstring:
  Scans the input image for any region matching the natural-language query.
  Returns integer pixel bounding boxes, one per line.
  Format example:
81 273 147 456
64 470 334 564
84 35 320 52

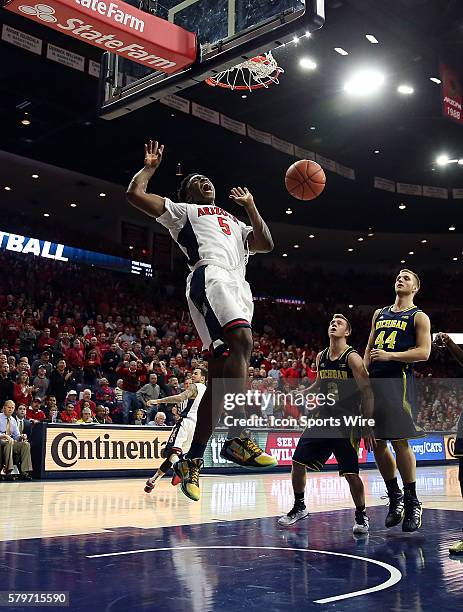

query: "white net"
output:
206 52 283 91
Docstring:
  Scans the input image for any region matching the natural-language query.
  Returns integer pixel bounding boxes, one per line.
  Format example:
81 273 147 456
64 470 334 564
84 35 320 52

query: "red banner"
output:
2 0 197 72
265 431 368 467
440 63 463 125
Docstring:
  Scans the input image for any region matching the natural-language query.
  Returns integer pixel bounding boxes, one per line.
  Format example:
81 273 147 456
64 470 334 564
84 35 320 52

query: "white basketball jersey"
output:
179 382 207 420
157 198 254 272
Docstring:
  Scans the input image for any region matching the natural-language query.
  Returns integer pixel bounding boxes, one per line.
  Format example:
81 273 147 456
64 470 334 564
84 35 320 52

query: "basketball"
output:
285 160 326 200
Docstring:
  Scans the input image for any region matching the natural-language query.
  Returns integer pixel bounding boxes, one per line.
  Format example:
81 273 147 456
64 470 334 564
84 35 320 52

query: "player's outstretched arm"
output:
229 187 274 253
363 309 381 371
148 385 197 405
126 140 166 218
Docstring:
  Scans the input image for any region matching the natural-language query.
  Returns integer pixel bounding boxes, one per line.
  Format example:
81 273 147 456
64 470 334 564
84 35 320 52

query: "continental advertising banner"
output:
44 426 171 471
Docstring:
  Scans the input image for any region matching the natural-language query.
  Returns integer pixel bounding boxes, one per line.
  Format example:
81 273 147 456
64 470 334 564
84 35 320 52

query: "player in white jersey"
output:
127 140 276 502
144 367 207 493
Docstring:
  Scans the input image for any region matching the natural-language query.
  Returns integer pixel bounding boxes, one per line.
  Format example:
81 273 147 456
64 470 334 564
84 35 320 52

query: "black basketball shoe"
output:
402 496 422 532
385 491 405 528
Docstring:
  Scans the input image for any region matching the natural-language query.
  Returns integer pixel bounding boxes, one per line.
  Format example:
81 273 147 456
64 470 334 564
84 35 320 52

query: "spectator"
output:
117 360 143 424
19 323 36 361
32 365 49 401
94 404 112 424
26 397 46 423
0 400 33 480
132 408 146 425
37 328 54 352
31 351 53 377
148 411 167 426
102 343 120 385
65 390 78 406
45 407 61 423
94 378 116 411
13 404 33 437
48 360 74 407
83 349 101 386
77 406 95 424
13 372 33 407
137 373 160 414
60 402 78 423
75 390 96 418
0 363 14 407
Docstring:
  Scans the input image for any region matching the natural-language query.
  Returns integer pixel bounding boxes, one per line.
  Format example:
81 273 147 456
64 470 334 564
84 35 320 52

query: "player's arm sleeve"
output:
156 198 188 233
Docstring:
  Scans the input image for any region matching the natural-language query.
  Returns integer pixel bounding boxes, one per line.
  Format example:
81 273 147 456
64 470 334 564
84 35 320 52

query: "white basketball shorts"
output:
163 416 196 457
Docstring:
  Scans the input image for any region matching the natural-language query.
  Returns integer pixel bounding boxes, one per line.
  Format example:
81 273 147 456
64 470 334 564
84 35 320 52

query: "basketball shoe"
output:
220 432 277 468
278 503 309 527
353 509 370 534
385 491 405 528
173 458 203 501
402 495 422 532
144 479 155 493
449 532 463 555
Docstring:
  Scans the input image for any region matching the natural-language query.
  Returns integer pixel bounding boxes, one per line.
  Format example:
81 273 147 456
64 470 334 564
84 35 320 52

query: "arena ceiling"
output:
1 0 463 243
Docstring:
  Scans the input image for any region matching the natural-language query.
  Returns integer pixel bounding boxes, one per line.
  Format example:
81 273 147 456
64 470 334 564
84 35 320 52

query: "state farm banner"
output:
1 0 196 71
440 63 463 126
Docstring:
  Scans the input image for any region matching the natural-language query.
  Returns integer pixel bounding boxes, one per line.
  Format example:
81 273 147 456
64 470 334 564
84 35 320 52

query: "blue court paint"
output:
0 507 461 611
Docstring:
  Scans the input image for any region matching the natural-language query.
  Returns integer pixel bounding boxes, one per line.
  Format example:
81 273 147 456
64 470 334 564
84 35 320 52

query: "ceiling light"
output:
304 31 311 38
293 244 300 248
430 77 441 84
293 36 300 44
358 237 364 241
70 203 77 208
408 251 414 255
348 304 354 309
4 186 11 191
399 203 406 210
400 260 405 264
21 119 31 126
282 253 288 257
99 192 106 197
334 47 348 56
374 150 380 154
309 234 315 238
309 126 316 130
458 159 463 165
348 248 354 252
436 155 449 166
129 245 134 250
453 257 458 261
286 208 293 215
241 95 247 99
365 34 379 44
421 239 427 244
31 174 39 179
43 213 50 217
299 57 317 70
344 70 385 96
449 225 456 231
397 84 414 95
368 232 374 237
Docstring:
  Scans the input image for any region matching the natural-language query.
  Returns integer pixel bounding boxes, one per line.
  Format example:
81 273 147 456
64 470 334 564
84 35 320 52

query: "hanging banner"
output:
160 94 190 114
2 0 196 72
294 146 316 161
191 102 220 125
271 135 295 156
88 59 100 77
440 63 463 126
374 177 396 192
1 23 42 54
315 154 337 173
336 163 355 181
422 186 448 199
397 183 422 196
247 125 272 146
47 43 85 71
452 188 463 200
220 114 246 136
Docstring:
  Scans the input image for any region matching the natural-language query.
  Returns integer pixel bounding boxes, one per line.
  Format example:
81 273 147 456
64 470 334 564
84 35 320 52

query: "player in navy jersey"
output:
434 332 463 555
127 140 276 501
279 314 375 533
364 270 431 532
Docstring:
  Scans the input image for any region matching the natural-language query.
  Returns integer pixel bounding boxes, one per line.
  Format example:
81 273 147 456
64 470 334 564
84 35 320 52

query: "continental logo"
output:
444 435 456 460
46 429 169 470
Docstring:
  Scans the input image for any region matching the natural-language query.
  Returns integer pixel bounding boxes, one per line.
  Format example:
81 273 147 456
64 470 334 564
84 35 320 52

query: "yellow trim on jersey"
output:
402 367 413 416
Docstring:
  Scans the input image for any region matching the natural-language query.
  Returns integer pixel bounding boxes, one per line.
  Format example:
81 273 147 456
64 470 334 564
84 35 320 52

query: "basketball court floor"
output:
1 465 461 611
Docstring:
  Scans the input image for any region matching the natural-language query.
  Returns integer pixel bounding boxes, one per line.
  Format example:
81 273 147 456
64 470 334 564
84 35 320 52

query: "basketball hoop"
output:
205 51 283 91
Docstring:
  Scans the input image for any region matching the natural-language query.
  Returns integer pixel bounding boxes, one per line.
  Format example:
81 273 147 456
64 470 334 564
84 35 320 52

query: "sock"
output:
227 425 245 440
295 491 305 507
186 442 207 460
385 477 401 496
355 505 366 513
403 481 417 498
149 470 164 484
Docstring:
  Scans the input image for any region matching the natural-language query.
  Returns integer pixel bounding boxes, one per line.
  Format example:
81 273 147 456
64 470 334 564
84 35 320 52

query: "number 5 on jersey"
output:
218 217 231 235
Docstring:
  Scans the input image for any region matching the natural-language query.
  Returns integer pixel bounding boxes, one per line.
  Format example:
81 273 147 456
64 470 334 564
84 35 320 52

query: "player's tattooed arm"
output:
363 308 381 371
229 187 274 253
126 140 166 218
148 384 197 405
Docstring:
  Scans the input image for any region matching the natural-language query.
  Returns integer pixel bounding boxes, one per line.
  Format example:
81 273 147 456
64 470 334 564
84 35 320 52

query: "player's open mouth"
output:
201 183 213 194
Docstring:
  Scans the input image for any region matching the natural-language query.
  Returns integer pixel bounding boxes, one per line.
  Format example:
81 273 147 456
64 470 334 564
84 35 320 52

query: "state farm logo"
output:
19 3 57 22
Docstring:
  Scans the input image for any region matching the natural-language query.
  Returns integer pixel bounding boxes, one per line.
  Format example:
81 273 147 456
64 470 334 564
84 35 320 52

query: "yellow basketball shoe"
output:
449 538 463 555
220 433 277 468
173 458 203 502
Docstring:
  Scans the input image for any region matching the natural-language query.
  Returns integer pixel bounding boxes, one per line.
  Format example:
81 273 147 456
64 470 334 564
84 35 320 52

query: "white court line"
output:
86 545 402 604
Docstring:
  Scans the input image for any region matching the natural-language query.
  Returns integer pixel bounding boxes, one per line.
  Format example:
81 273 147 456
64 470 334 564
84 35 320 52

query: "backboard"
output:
98 0 325 119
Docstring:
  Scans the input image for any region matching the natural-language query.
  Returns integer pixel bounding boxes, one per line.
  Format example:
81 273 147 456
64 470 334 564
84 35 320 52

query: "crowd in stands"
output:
0 249 462 468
